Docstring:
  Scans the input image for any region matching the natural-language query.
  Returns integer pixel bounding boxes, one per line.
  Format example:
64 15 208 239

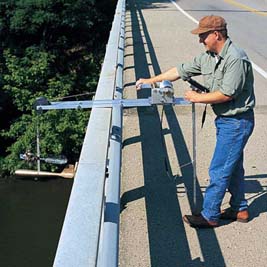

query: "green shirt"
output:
177 38 255 116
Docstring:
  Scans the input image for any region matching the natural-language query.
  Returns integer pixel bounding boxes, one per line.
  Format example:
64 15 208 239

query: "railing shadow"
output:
122 0 226 266
244 179 267 221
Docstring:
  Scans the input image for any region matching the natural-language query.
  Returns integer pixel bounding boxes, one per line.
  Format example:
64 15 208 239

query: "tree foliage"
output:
0 0 116 175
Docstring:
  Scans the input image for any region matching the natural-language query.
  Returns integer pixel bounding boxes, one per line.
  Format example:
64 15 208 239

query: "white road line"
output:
169 0 198 24
169 0 267 79
252 62 267 79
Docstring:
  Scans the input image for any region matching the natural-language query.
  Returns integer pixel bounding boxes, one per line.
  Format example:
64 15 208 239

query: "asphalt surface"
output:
119 0 267 266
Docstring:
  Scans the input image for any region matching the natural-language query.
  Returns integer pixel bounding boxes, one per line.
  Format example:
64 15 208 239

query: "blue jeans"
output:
201 110 255 222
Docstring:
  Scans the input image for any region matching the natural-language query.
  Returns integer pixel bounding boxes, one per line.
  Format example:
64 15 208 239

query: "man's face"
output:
198 31 217 52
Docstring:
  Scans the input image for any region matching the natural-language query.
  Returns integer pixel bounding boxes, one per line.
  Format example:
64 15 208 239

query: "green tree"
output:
0 0 116 175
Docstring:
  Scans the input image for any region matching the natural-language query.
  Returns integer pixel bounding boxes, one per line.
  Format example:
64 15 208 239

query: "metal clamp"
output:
150 80 174 105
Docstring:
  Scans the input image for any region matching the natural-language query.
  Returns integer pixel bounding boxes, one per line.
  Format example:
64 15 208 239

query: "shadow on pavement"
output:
121 0 225 266
122 1 267 266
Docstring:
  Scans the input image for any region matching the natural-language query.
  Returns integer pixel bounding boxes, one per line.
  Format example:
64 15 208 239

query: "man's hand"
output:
184 90 202 103
136 78 152 90
185 90 232 104
136 67 180 90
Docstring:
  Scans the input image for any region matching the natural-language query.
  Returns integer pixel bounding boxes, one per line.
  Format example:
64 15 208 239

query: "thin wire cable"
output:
51 91 95 101
159 106 200 181
159 106 195 182
159 106 173 180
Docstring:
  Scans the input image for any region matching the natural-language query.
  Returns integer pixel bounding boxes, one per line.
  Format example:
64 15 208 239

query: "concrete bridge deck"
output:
119 1 267 266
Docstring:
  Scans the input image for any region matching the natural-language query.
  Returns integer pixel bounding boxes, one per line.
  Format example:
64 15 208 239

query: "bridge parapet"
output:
53 1 126 266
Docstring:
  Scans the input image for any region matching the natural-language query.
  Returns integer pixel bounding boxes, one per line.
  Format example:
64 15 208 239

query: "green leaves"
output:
0 0 116 175
3 47 55 111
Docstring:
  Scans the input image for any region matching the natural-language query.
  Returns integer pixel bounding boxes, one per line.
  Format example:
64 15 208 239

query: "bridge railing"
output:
53 0 125 266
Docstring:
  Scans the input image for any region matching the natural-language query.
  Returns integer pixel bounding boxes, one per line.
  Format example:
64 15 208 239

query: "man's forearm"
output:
150 67 180 83
185 90 232 104
136 67 180 88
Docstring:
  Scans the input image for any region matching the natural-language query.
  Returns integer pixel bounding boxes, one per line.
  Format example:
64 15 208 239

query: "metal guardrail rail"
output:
53 0 126 266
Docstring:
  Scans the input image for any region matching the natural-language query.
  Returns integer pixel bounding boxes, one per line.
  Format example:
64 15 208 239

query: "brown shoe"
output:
183 214 218 228
220 208 249 223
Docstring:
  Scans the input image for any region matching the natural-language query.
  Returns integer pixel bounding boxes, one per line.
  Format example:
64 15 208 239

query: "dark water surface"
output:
0 176 73 267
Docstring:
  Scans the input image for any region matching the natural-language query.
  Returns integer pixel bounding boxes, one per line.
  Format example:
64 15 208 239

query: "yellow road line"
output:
224 0 267 16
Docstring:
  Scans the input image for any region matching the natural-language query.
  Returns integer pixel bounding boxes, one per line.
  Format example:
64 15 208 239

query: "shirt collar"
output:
206 37 232 59
218 37 231 59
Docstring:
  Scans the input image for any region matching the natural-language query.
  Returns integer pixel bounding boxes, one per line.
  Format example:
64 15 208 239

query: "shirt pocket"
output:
215 69 224 88
201 67 213 90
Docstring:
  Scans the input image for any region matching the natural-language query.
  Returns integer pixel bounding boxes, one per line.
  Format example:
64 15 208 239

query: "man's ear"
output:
215 31 223 41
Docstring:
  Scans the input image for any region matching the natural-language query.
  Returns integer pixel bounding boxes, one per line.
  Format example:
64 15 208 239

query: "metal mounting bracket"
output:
35 81 191 111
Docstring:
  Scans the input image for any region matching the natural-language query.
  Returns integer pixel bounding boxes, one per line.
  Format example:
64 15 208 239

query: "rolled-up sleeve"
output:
177 53 204 80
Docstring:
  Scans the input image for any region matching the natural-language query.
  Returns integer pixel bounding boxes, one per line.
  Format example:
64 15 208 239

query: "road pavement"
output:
119 1 267 266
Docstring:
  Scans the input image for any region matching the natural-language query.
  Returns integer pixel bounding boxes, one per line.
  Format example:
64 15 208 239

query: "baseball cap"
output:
191 15 227 35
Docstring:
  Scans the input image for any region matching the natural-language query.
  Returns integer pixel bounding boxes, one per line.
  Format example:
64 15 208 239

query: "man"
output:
136 15 255 228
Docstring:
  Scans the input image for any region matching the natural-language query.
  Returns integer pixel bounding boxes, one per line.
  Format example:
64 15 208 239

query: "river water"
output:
0 176 73 267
